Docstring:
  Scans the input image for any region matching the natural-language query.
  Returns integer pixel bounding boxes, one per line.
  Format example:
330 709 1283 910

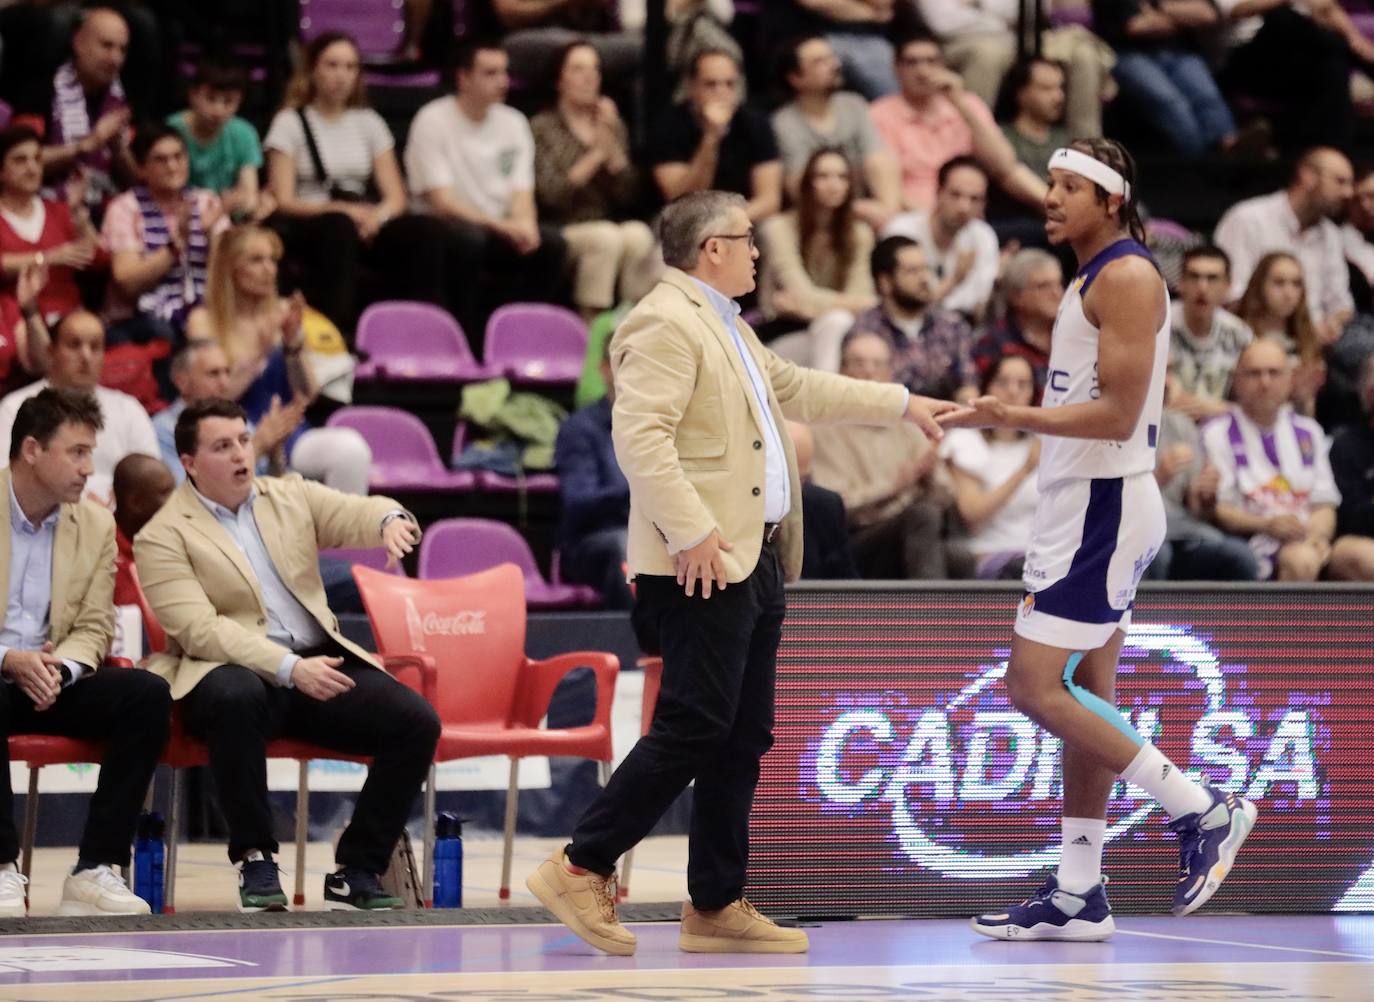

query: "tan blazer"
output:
610 268 908 583
134 474 404 700
0 469 115 669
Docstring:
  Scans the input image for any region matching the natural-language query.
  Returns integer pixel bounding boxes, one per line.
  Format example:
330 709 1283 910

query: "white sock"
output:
1056 817 1106 894
1120 742 1212 818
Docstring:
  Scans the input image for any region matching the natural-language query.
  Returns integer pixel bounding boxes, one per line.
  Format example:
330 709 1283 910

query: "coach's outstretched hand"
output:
904 395 962 440
935 395 1008 430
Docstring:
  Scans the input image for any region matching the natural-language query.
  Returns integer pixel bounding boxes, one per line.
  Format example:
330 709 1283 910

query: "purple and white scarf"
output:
50 60 126 177
133 186 210 323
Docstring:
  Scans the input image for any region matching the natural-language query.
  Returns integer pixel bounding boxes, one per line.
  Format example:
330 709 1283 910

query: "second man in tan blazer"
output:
135 399 440 913
528 190 957 956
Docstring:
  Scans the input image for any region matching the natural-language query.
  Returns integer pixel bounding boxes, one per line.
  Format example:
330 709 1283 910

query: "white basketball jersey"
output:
1039 238 1170 490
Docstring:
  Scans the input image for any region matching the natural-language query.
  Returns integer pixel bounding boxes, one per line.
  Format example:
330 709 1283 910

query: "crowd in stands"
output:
0 0 1372 620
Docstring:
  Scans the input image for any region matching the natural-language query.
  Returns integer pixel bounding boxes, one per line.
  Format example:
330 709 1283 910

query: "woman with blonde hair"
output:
184 224 372 493
264 31 467 330
1234 251 1327 415
759 147 877 372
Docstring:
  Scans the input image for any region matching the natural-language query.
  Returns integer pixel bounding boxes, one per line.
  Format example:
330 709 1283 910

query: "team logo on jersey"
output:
1019 594 1035 618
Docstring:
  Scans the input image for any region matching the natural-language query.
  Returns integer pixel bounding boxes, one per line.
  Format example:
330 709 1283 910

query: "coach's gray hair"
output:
656 190 748 271
1003 248 1060 294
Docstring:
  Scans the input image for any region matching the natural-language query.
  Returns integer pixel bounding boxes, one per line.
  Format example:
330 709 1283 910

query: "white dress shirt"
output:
689 277 791 527
1214 190 1354 325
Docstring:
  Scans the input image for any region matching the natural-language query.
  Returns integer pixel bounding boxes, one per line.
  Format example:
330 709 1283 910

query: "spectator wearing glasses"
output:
870 31 1047 214
101 125 229 348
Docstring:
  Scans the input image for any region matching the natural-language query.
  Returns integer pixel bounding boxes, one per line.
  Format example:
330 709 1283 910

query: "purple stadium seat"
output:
320 547 406 575
1050 3 1094 29
298 0 440 87
326 406 477 493
484 304 588 386
418 518 599 609
354 301 492 383
1146 218 1195 243
451 423 560 495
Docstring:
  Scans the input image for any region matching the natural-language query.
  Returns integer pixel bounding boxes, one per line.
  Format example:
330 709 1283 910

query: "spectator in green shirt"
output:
167 56 272 223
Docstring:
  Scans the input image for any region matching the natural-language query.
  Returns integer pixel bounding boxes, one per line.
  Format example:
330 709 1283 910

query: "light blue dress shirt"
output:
192 485 329 687
689 277 792 525
0 483 86 685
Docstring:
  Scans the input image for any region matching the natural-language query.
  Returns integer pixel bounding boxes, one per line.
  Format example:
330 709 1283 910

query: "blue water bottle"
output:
133 812 165 914
433 813 463 908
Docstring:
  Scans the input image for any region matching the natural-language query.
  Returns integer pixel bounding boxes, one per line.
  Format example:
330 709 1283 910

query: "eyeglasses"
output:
700 232 756 250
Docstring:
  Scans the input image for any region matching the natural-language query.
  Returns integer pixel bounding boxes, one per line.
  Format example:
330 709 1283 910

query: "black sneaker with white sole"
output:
323 866 403 910
238 856 288 912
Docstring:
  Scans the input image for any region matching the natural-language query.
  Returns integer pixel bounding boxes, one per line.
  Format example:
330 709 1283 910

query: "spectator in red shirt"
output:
0 125 102 326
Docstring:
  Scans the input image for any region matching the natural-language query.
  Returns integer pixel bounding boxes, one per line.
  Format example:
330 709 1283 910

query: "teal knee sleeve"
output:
1061 651 1145 749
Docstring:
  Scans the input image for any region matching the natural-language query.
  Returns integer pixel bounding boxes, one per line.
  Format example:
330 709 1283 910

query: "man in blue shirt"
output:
0 388 171 917
555 341 631 608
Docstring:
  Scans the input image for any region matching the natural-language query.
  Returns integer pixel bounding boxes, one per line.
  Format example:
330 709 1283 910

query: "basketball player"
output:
939 139 1257 941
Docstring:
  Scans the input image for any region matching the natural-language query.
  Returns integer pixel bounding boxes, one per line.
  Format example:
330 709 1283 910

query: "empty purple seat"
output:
418 518 597 609
327 406 477 493
320 547 406 575
450 422 559 495
298 0 441 87
484 304 588 386
354 301 491 383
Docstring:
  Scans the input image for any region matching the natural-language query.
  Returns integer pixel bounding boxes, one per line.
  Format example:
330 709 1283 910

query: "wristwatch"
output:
380 510 417 535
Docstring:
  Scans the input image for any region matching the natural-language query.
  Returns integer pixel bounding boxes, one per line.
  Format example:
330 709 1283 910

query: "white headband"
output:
1049 147 1131 200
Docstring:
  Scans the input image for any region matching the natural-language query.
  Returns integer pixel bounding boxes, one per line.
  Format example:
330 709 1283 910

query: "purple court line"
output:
0 916 1371 986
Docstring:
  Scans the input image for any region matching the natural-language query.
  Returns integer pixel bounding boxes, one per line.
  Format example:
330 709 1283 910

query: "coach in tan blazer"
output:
527 190 955 957
134 398 439 913
0 388 169 916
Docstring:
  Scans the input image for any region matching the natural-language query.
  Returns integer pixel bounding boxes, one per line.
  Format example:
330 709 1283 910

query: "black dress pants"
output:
180 647 440 873
0 668 171 867
568 543 785 910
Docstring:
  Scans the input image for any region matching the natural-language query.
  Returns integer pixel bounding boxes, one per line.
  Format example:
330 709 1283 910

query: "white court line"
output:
1116 928 1374 960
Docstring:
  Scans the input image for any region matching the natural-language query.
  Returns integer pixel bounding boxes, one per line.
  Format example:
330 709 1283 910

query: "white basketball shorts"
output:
1015 471 1166 651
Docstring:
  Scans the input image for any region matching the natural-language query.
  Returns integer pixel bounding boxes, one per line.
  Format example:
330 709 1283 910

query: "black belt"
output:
763 522 781 544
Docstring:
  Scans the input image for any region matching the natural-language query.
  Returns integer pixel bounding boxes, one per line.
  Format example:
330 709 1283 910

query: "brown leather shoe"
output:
526 848 636 956
679 898 809 953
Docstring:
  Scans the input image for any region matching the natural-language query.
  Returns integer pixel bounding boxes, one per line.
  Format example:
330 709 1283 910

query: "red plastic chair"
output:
8 656 136 904
353 561 619 903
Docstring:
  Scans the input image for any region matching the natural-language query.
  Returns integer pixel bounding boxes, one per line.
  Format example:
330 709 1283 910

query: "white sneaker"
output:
57 864 151 916
0 863 27 918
